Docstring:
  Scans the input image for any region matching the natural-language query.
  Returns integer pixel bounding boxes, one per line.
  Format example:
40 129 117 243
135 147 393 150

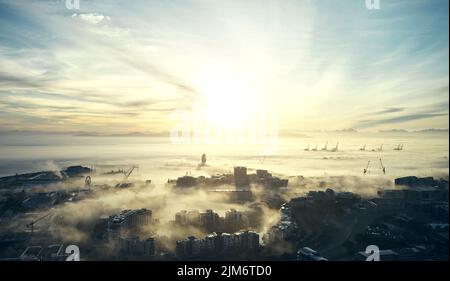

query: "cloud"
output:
355 100 449 129
368 107 405 115
0 0 448 133
356 113 448 129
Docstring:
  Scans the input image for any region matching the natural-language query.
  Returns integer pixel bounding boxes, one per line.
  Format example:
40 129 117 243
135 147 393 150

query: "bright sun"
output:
199 73 257 130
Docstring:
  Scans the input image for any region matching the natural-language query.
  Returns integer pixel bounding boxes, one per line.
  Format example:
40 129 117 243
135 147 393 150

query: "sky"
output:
0 0 448 135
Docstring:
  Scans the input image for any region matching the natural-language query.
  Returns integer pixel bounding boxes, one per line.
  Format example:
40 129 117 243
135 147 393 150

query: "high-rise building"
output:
176 236 202 258
175 209 220 228
107 208 152 241
175 231 260 258
234 166 249 188
256 169 271 179
234 231 260 253
187 210 200 224
200 209 220 226
119 236 155 257
175 210 188 225
225 209 247 227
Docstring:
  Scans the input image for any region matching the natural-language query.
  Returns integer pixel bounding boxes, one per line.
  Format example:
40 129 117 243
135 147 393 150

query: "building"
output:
175 210 188 225
254 169 288 189
224 209 247 227
0 171 61 188
256 170 271 179
404 187 449 202
61 166 91 178
208 189 253 202
186 210 200 224
107 209 152 242
263 203 297 243
203 232 218 253
176 231 260 259
176 236 203 258
176 176 197 187
175 210 218 227
200 209 220 227
395 176 439 188
234 231 260 253
220 233 233 252
234 166 249 188
119 236 155 257
22 192 59 209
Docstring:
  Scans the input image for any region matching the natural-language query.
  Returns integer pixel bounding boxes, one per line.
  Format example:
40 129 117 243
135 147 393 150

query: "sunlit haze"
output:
0 0 448 135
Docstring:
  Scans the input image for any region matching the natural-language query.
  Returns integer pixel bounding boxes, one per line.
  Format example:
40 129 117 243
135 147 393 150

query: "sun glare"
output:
199 73 258 130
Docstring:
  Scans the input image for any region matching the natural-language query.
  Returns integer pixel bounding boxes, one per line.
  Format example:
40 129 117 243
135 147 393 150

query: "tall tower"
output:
234 166 249 188
201 154 206 165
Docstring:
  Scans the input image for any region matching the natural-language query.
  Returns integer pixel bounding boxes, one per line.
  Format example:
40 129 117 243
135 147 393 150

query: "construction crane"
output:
321 141 328 151
393 144 404 151
379 158 386 174
304 145 310 151
360 144 366 151
116 165 138 188
363 160 370 175
26 213 51 234
125 166 137 180
331 142 339 152
372 144 383 152
312 144 318 151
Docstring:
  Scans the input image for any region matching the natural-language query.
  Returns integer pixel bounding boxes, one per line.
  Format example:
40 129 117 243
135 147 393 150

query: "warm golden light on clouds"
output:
0 0 448 135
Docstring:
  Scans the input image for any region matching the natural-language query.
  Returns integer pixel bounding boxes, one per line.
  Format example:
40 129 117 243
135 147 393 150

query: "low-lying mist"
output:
36 170 421 254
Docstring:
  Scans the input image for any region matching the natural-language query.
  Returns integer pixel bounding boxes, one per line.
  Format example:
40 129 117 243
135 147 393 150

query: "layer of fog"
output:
37 170 419 254
0 131 447 255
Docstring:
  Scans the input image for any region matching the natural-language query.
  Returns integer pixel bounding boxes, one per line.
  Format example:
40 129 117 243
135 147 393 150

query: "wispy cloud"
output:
356 113 448 129
368 107 405 115
0 0 448 133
